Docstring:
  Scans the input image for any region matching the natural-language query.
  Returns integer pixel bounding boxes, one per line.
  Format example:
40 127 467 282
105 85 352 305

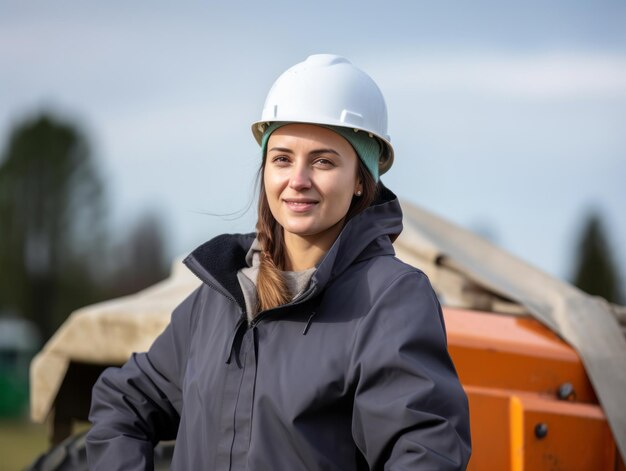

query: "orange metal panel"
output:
465 386 621 470
509 397 523 471
466 387 523 471
443 308 597 402
519 393 617 470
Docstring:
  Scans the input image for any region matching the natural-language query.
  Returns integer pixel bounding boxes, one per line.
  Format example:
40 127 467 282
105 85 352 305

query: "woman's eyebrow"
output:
268 146 293 153
268 147 340 156
310 149 340 157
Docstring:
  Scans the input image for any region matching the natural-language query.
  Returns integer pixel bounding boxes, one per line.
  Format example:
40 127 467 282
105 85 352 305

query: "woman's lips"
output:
283 199 318 213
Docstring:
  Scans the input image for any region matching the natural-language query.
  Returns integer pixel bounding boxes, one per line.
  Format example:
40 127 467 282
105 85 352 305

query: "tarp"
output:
29 261 200 423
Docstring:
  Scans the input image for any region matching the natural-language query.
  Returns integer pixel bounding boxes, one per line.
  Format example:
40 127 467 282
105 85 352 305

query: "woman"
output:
86 54 471 470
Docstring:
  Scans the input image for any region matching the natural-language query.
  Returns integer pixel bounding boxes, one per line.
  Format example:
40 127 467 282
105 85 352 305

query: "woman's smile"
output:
282 197 319 213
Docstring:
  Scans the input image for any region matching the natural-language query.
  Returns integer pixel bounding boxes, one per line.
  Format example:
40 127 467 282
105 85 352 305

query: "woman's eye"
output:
271 155 290 164
314 158 335 167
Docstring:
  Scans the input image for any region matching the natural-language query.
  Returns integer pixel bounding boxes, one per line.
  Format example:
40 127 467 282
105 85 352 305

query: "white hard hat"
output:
252 54 394 175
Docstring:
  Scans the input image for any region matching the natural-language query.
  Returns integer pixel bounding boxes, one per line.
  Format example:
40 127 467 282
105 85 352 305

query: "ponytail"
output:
256 177 291 312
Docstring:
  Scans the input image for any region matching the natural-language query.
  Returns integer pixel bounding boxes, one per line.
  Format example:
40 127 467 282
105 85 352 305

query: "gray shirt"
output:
237 238 315 321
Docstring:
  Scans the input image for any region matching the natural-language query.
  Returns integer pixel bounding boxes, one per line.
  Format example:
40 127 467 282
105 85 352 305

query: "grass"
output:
0 419 48 471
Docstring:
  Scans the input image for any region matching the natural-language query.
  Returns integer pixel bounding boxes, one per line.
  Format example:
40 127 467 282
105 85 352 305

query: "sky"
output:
1 1 625 291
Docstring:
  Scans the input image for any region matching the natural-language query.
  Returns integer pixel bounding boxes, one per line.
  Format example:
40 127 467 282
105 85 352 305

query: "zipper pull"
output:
225 315 246 365
302 311 317 335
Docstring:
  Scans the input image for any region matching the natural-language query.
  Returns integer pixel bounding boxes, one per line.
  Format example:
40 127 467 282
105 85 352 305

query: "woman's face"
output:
264 123 362 247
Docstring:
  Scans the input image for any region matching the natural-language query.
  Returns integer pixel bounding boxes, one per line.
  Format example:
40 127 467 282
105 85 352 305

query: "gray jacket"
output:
86 187 471 470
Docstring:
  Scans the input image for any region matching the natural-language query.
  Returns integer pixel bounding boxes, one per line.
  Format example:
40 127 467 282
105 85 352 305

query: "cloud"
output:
367 52 626 100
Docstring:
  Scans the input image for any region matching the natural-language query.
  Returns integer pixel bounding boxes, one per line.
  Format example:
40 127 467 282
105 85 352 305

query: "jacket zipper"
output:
186 255 318 353
250 285 318 328
184 256 249 365
302 311 317 335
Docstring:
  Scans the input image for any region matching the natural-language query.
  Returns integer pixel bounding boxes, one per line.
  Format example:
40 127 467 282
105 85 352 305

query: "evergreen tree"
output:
571 211 624 304
0 113 106 340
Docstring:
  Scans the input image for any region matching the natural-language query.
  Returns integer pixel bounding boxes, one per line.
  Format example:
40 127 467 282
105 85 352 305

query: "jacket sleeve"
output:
85 286 201 470
350 270 471 470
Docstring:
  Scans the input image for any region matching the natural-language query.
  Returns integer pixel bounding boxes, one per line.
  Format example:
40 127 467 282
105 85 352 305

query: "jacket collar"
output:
184 184 403 312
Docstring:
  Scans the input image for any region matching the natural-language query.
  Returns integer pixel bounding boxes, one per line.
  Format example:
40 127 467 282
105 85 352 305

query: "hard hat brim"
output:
251 120 394 176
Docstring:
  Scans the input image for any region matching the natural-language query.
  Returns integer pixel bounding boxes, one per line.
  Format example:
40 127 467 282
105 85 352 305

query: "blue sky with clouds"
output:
2 1 625 289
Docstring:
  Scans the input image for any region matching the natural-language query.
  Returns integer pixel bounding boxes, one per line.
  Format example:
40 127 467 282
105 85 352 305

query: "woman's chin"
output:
282 225 318 238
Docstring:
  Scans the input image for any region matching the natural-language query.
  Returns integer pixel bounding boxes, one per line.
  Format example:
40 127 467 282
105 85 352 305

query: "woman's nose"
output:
288 163 312 191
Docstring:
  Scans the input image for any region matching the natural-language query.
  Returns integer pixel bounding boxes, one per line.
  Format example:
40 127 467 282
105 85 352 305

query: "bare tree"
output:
108 211 169 297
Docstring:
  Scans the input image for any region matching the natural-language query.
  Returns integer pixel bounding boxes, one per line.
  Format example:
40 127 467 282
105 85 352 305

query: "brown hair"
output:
255 154 379 313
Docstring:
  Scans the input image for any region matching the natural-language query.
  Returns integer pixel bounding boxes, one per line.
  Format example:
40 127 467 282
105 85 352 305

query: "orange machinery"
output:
446 307 625 470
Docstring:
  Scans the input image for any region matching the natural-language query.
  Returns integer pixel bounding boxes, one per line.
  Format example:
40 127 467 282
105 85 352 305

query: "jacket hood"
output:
311 185 402 290
184 184 403 312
